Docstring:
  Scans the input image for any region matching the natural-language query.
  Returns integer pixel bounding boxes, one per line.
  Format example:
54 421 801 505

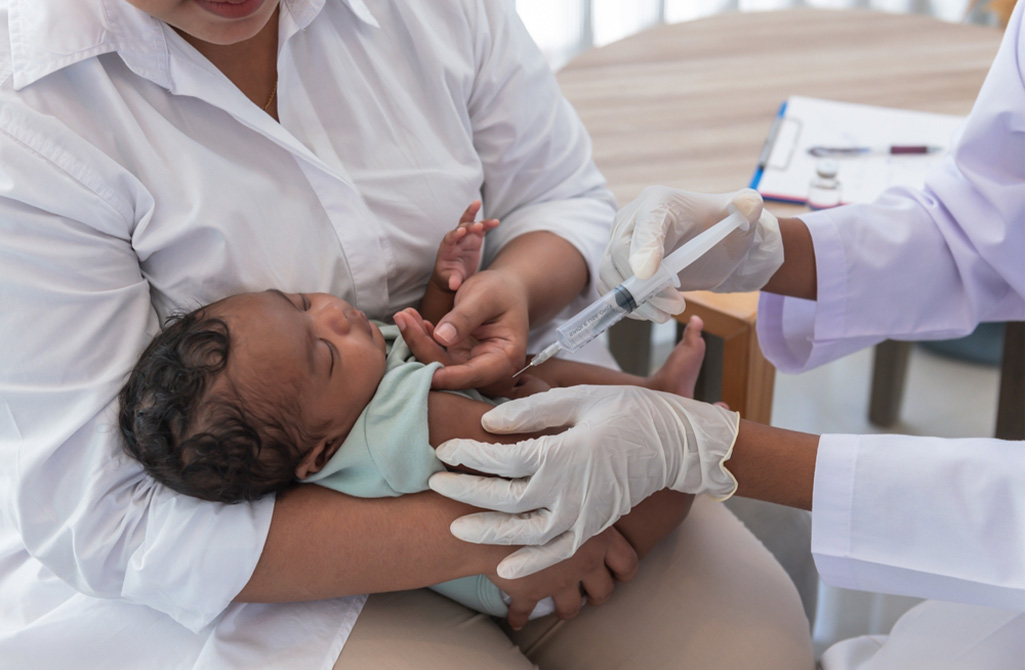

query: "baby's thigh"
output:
334 589 533 670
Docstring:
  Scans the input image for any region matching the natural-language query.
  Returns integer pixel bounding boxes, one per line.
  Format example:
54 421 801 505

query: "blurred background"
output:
517 0 1008 69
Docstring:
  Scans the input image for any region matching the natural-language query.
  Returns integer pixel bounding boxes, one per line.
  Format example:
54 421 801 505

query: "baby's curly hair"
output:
118 309 306 503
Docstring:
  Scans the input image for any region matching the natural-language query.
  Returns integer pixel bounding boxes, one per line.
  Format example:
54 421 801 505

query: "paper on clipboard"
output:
750 96 965 205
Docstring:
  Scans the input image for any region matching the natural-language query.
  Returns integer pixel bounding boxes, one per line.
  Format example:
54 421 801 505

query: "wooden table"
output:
556 9 1003 423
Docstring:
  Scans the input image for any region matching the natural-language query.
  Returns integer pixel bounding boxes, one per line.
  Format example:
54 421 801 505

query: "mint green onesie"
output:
303 324 511 616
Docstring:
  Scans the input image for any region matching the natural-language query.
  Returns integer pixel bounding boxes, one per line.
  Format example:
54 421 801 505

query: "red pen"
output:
808 145 944 157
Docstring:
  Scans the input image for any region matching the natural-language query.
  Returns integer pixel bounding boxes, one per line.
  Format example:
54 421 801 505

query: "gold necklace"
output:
262 75 278 111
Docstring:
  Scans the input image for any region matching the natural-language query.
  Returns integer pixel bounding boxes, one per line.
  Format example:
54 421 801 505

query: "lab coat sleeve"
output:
812 434 1025 610
467 0 616 298
0 104 273 632
757 0 1025 373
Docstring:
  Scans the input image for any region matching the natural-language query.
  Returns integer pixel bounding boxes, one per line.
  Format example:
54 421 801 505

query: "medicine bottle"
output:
808 158 841 209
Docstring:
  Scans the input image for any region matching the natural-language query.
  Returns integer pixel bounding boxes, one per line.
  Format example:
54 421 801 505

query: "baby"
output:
119 201 711 619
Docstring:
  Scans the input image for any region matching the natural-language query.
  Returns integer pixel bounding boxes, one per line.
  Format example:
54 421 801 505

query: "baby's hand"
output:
432 200 500 293
395 307 454 367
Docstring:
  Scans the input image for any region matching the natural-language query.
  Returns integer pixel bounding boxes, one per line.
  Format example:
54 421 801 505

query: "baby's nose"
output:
313 301 351 335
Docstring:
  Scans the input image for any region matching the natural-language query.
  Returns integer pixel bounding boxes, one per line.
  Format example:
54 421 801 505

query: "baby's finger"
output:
505 598 537 631
448 271 466 292
459 200 482 224
551 584 584 621
580 564 614 606
398 313 452 365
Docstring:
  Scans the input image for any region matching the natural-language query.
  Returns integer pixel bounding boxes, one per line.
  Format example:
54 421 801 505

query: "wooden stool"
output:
870 322 1025 439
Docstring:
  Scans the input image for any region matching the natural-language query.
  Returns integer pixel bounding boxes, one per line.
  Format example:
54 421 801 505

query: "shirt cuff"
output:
756 208 881 373
811 434 862 592
483 194 614 299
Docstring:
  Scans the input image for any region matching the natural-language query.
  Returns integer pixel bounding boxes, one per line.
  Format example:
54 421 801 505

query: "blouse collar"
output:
7 0 378 91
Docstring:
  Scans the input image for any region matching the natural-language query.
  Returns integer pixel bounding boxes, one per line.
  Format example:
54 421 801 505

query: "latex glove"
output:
427 385 740 579
598 186 783 323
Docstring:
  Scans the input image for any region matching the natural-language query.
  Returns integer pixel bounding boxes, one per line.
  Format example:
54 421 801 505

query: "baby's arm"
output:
420 201 500 323
427 391 694 561
512 316 707 402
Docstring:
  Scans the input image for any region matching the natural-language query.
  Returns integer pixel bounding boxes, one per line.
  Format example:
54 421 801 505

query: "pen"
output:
808 145 943 157
750 101 788 190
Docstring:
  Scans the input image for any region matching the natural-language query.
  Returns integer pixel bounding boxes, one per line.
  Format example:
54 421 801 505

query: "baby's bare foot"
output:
649 316 705 398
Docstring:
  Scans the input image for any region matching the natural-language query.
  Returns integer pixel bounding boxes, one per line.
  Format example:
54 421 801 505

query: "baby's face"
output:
209 290 388 461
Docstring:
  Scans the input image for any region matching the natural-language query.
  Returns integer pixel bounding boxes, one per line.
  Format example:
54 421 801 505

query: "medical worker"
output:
0 1 814 668
429 1 1025 667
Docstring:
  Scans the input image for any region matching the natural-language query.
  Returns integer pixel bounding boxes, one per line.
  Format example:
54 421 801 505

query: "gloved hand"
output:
598 186 784 323
427 385 740 579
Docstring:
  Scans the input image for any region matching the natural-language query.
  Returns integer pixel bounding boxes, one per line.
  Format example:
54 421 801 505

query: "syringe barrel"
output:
555 285 636 352
617 262 678 307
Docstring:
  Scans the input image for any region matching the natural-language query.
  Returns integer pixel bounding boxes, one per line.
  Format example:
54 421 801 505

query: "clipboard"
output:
750 96 965 205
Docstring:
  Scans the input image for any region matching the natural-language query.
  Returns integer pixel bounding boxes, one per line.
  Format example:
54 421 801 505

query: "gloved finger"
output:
478 388 591 434
650 288 687 316
433 438 544 479
728 188 764 231
655 189 737 253
625 288 686 324
597 233 634 292
428 473 541 515
448 508 565 546
627 202 672 279
497 532 580 579
626 300 671 324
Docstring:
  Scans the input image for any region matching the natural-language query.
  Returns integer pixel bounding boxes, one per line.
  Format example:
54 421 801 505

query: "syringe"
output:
514 204 753 378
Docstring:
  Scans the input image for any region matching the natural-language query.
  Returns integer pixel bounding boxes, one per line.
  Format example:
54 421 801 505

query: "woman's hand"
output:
426 269 530 394
489 526 638 630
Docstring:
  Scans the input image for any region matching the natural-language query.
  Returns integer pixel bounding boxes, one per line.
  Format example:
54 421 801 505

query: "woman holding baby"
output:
0 1 811 667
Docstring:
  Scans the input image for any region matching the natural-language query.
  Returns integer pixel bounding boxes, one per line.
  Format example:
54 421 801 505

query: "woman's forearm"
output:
761 216 817 300
488 231 590 324
236 487 511 602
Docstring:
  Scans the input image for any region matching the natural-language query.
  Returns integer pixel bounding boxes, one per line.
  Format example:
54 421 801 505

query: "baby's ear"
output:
294 438 339 479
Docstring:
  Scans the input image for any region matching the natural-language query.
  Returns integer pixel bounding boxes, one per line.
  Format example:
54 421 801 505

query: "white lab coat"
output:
758 1 1025 666
0 0 614 667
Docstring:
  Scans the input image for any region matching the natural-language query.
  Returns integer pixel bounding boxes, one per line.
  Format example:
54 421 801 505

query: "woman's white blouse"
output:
758 0 1025 613
0 0 614 667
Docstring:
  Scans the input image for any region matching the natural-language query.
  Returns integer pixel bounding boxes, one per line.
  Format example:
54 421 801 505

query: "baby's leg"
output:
613 489 694 559
527 315 706 400
647 315 705 398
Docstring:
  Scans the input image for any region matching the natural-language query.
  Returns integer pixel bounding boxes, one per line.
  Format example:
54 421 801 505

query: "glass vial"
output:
808 158 841 210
